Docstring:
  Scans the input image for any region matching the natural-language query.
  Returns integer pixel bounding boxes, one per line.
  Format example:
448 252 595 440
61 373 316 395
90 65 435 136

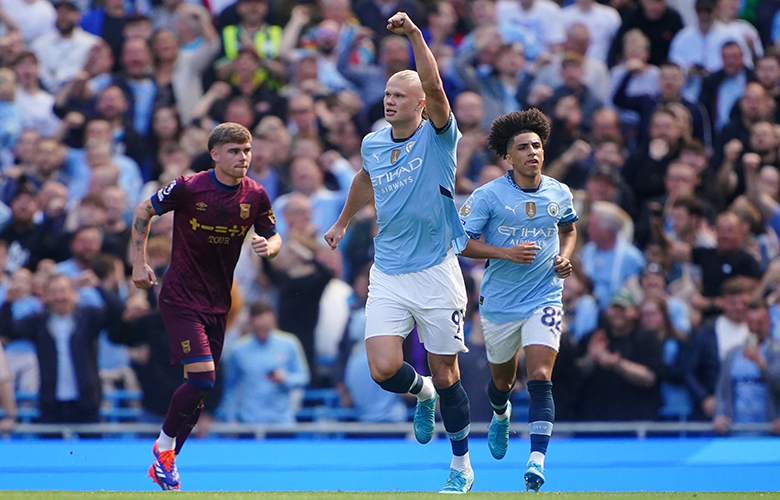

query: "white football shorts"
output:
365 251 468 355
481 306 563 364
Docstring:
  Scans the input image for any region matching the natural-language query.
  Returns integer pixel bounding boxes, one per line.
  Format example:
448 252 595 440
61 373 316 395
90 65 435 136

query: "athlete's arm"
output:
460 238 541 264
130 200 159 289
387 12 450 129
324 170 374 250
252 232 283 259
554 222 577 278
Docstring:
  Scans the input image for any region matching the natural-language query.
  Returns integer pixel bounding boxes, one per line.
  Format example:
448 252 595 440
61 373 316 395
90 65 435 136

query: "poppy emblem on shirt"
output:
525 202 537 218
181 340 191 354
195 202 208 211
268 207 276 225
390 148 402 164
240 203 251 219
547 202 559 217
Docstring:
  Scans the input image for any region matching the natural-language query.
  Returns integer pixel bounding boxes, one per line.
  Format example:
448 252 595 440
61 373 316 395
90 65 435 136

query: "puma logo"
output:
372 153 381 162
505 204 521 215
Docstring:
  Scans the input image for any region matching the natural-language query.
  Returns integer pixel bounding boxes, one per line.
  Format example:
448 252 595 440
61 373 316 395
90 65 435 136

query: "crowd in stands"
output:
3 0 780 436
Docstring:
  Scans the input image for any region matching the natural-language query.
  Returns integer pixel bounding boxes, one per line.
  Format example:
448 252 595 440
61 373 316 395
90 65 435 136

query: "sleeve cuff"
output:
432 112 454 135
558 215 579 226
150 195 163 216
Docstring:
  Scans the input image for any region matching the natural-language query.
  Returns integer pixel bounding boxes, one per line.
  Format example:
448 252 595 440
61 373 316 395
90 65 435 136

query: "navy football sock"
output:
527 380 554 455
488 378 513 415
438 380 470 456
378 362 423 394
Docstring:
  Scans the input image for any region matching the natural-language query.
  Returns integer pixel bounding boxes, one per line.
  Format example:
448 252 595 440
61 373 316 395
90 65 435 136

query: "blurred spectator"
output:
113 37 170 138
638 296 691 420
669 0 751 85
338 33 412 123
614 61 708 148
31 0 99 95
100 185 130 265
712 297 780 434
622 105 685 211
682 277 750 420
607 0 684 67
0 183 64 271
81 0 128 66
530 23 611 107
0 273 124 423
0 340 15 433
355 0 422 46
0 67 20 167
574 290 663 420
262 222 333 376
336 263 407 422
215 0 285 89
218 303 309 424
581 201 646 309
93 85 148 172
148 106 181 180
560 0 622 64
662 211 761 315
0 30 25 69
166 4 221 124
715 0 763 61
562 262 600 342
313 246 351 385
55 224 104 305
273 156 347 238
12 52 63 140
0 267 42 394
2 0 55 45
495 0 565 55
699 41 756 135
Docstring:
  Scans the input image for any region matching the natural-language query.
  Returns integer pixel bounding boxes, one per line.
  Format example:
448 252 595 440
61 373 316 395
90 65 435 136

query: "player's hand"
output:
252 234 270 257
503 242 541 264
132 263 158 290
324 223 347 250
387 12 419 36
554 255 572 278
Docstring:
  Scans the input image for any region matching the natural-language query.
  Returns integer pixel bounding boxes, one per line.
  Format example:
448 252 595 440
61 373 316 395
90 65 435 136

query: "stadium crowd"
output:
1 0 780 436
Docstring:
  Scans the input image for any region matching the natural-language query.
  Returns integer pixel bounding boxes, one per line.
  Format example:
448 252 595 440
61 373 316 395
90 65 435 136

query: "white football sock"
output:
415 375 436 401
157 431 176 452
529 451 545 468
451 451 471 472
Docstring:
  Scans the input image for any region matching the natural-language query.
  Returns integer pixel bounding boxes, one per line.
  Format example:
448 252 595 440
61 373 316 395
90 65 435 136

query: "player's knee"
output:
528 366 553 382
368 360 402 384
186 370 216 392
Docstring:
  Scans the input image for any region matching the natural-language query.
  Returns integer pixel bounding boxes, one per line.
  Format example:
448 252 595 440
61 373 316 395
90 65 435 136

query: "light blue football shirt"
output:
460 172 578 323
362 113 468 274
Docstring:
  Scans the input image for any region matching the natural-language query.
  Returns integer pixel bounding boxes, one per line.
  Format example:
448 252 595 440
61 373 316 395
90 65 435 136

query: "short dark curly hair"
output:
487 108 551 158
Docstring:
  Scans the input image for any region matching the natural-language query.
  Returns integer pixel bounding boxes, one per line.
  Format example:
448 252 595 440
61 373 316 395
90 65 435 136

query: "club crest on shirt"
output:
547 202 559 217
181 340 191 354
268 207 276 225
525 202 537 218
195 202 208 211
240 203 251 219
459 199 472 217
405 141 415 153
390 148 402 164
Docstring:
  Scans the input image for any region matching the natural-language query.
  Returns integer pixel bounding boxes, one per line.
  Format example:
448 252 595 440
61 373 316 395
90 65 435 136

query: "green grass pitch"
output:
3 493 780 500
